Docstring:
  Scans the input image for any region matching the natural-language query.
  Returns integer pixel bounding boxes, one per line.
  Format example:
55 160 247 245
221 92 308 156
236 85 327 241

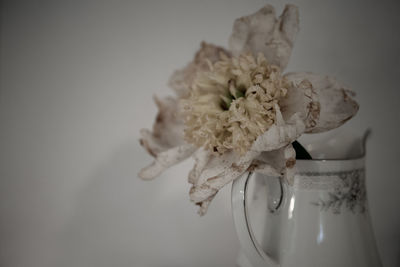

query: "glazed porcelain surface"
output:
232 130 382 267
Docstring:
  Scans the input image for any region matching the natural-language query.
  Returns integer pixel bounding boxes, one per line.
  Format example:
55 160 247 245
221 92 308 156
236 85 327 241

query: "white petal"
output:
251 162 280 176
194 150 242 186
139 129 166 157
282 144 296 184
196 195 215 216
189 143 298 215
189 150 254 209
168 42 230 98
283 72 359 133
253 144 296 181
139 144 196 180
188 148 212 185
152 96 185 147
188 106 304 210
280 76 320 132
187 107 303 215
189 159 252 204
229 4 299 70
250 105 305 153
139 96 196 180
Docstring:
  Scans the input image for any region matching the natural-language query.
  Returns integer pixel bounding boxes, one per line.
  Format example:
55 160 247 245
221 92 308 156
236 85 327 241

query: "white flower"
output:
182 53 289 156
138 5 359 215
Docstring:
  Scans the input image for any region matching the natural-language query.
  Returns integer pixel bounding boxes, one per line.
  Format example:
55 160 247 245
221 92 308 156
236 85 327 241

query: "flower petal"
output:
139 96 196 180
168 42 231 98
280 75 320 132
139 144 196 180
189 142 298 215
151 96 185 147
188 106 303 207
188 148 212 185
229 4 299 70
196 195 216 216
254 144 296 182
250 104 305 153
251 162 280 176
283 72 359 133
189 150 255 214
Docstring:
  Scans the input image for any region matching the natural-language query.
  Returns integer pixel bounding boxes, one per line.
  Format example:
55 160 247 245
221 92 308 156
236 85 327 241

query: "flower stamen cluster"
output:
182 53 290 155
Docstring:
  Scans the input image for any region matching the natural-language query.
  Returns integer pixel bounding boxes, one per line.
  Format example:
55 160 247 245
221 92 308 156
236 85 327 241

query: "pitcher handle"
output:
232 172 280 267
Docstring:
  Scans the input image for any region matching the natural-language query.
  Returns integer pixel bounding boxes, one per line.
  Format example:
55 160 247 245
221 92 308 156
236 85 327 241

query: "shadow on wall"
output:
56 140 239 267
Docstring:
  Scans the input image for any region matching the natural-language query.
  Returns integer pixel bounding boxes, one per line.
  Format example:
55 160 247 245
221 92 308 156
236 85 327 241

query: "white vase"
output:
231 130 382 267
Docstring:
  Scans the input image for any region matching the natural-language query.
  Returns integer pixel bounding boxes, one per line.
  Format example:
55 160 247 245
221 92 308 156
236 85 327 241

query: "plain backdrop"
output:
1 1 399 267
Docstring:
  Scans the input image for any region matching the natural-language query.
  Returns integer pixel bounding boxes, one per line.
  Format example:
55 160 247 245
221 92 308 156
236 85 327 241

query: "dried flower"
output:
182 53 289 155
138 4 359 215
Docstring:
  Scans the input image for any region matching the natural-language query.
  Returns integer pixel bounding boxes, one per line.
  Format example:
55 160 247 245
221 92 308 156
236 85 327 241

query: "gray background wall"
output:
1 0 399 266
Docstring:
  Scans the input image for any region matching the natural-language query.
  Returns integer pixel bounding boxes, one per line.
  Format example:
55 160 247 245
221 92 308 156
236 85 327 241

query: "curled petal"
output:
139 144 196 180
250 162 280 177
280 77 320 132
229 4 299 70
188 149 212 185
139 96 196 180
139 129 166 157
189 140 298 215
253 144 296 183
193 150 242 186
196 195 216 216
152 96 185 147
282 144 296 184
168 42 231 98
189 150 254 214
283 72 359 133
250 105 305 153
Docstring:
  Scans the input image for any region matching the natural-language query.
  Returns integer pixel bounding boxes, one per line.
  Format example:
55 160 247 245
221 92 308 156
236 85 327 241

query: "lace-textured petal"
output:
283 72 359 133
229 4 299 70
139 96 196 179
168 42 231 98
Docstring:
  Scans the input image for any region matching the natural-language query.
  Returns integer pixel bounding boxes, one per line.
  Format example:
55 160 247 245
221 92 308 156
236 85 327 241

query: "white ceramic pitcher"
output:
231 130 382 267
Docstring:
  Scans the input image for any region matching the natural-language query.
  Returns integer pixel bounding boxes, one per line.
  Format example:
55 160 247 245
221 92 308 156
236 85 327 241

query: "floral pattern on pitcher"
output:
311 169 367 214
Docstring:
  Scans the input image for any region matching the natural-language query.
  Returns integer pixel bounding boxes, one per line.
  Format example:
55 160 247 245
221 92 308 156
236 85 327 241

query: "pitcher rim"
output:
296 129 370 163
296 152 365 163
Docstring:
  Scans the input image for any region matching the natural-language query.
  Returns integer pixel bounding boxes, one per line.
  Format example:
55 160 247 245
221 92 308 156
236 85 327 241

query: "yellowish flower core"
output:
182 53 289 155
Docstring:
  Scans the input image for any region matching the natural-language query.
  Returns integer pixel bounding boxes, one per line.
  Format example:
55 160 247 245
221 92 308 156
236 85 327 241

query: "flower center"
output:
220 79 246 110
181 53 289 155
